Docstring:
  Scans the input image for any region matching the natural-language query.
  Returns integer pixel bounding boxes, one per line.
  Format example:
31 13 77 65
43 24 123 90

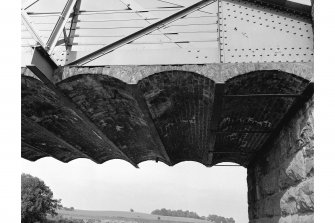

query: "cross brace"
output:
67 0 217 66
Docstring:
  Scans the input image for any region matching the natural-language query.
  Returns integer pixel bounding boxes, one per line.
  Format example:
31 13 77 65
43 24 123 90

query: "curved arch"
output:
57 62 313 84
138 70 215 165
210 70 311 167
22 68 312 167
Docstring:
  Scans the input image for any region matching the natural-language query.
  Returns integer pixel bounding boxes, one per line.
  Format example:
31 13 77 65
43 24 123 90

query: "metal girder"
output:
63 47 218 66
131 86 172 165
21 9 45 48
46 0 77 53
208 151 251 154
211 130 273 133
203 84 223 166
67 0 217 66
221 94 301 98
22 0 39 10
219 0 313 63
30 46 58 83
67 0 81 51
244 0 312 17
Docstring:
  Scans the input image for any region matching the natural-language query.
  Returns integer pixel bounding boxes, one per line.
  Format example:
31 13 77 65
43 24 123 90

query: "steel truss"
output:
21 0 313 73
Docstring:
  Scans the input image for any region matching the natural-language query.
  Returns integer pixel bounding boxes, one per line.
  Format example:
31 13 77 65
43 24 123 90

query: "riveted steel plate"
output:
219 0 313 63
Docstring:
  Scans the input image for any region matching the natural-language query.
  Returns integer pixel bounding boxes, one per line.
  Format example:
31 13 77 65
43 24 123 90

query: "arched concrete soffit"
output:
21 69 311 167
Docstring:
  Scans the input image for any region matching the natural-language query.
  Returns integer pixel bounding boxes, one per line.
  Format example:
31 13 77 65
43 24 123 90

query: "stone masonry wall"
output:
247 96 314 223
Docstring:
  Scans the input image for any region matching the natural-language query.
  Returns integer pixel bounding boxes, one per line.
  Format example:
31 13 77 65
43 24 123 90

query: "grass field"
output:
55 209 213 223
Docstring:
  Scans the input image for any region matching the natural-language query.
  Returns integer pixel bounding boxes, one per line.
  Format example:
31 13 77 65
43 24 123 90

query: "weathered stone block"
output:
260 171 278 196
279 213 313 223
279 150 306 190
281 178 314 216
248 96 313 222
249 216 280 223
305 157 314 177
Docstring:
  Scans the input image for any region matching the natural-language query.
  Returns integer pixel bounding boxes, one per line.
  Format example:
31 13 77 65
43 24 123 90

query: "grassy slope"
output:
57 209 212 223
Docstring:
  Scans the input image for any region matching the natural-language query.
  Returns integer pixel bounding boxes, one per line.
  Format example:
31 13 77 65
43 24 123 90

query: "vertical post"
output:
67 0 81 51
45 0 76 53
217 0 224 63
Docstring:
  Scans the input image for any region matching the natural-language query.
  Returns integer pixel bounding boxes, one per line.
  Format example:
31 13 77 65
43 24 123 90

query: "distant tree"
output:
130 208 134 212
21 173 62 223
207 214 235 223
151 208 200 219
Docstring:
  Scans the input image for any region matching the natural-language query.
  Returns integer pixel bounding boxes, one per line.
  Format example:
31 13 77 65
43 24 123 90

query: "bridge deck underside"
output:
21 69 310 167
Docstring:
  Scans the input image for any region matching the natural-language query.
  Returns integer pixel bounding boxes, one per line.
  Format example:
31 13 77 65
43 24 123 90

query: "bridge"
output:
21 0 314 222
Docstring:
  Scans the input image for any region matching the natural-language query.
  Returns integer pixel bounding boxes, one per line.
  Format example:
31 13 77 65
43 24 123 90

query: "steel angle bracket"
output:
29 46 59 83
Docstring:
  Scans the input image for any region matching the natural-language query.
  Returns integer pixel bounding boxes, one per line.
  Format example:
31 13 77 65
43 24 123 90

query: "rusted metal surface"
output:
21 69 311 166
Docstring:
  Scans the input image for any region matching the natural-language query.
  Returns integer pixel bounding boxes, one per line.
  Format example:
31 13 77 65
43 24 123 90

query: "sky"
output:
22 158 248 222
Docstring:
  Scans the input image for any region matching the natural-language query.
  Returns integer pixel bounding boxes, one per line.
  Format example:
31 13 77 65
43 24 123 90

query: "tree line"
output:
151 209 235 223
21 173 235 223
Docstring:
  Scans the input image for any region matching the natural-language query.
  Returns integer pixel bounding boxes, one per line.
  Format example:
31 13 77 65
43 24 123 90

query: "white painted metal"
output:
219 0 313 63
217 0 224 63
22 0 39 10
46 0 76 53
68 0 218 65
56 47 219 66
119 0 181 47
20 0 313 66
21 9 46 47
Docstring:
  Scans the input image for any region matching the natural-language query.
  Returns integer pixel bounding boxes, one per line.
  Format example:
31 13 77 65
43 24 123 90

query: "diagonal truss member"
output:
45 0 77 53
68 0 217 66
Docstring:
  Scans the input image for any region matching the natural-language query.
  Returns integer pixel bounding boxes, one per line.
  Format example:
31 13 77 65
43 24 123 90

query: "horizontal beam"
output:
68 0 217 66
211 129 273 133
214 164 241 166
222 94 301 98
208 151 252 154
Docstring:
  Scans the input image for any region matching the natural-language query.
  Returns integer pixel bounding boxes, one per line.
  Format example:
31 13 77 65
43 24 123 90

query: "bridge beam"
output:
67 0 81 51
